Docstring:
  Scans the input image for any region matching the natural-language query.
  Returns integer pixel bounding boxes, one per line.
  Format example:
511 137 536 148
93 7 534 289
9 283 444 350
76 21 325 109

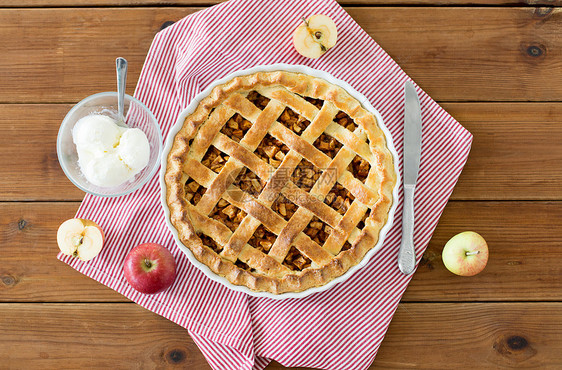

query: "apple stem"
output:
465 251 480 256
144 259 152 269
301 16 309 27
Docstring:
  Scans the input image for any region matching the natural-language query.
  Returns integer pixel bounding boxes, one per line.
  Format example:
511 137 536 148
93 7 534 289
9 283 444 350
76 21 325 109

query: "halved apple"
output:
293 15 338 59
57 218 105 261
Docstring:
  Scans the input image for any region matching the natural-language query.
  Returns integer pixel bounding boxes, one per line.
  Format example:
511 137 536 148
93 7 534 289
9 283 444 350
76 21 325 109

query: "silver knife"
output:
398 81 423 275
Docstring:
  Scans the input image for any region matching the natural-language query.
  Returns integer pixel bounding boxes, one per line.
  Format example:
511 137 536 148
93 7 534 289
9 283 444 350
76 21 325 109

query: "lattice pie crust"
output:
165 71 396 294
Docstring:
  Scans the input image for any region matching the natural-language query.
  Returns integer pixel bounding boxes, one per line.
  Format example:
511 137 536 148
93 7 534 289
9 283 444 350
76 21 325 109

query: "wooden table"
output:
1 0 561 368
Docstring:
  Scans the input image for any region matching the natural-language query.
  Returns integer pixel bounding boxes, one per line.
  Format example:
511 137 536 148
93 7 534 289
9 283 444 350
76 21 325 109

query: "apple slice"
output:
442 231 489 276
293 15 338 59
57 218 104 261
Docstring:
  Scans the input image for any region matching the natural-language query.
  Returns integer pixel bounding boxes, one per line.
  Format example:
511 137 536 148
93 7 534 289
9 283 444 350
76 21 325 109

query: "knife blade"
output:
398 81 423 275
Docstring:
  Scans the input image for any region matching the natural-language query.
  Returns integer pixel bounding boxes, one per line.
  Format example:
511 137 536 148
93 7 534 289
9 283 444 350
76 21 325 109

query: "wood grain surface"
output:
1 1 560 369
4 0 562 6
2 201 560 302
1 7 562 103
1 103 560 201
442 103 562 200
1 303 560 368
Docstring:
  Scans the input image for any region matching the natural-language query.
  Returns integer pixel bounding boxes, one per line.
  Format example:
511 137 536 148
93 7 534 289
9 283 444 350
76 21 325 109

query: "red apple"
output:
123 243 177 294
442 231 489 276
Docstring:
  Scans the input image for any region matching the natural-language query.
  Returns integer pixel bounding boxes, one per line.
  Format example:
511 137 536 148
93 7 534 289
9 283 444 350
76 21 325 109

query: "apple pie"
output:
164 71 396 294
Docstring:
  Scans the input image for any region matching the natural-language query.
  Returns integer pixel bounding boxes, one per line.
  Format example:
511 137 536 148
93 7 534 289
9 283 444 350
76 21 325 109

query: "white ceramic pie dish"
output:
160 63 401 300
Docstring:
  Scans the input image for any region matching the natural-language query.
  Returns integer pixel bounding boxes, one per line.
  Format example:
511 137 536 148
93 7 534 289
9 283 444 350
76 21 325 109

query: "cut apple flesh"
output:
57 218 104 261
293 14 338 59
293 26 325 58
307 15 337 48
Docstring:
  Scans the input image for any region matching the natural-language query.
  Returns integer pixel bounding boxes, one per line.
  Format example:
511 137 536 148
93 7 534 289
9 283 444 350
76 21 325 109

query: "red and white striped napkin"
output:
58 0 472 368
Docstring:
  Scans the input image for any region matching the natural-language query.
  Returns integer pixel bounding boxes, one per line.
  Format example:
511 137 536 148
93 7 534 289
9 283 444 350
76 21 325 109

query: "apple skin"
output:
123 243 177 294
57 218 105 261
82 219 105 241
442 231 489 276
293 15 338 59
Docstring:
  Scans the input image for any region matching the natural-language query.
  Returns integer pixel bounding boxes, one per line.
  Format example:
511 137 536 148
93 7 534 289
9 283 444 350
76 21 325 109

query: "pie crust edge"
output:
164 71 397 294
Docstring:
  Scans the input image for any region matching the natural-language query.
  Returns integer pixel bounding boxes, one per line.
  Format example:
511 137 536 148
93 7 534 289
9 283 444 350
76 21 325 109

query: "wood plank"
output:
368 303 562 369
1 103 560 202
1 302 561 368
351 6 562 102
4 0 562 6
268 303 562 368
0 202 126 302
1 7 562 103
2 201 560 302
404 200 562 301
0 105 84 201
0 8 200 104
0 303 211 369
442 103 562 200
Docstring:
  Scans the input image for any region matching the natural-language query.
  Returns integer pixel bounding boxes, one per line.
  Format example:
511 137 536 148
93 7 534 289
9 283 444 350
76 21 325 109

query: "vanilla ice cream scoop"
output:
117 128 151 171
72 114 150 188
73 114 121 153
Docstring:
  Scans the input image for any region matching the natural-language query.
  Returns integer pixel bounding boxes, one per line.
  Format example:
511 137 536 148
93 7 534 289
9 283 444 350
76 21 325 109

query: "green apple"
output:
442 231 488 276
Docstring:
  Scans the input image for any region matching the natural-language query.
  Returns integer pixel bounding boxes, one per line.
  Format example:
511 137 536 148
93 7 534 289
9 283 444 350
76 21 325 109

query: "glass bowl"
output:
57 92 162 197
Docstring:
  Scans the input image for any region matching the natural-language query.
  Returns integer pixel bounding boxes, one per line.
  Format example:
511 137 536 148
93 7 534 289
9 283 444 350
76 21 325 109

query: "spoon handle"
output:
116 57 128 122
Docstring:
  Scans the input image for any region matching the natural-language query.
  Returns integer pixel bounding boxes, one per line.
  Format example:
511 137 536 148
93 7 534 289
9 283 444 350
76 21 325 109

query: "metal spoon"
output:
115 57 128 127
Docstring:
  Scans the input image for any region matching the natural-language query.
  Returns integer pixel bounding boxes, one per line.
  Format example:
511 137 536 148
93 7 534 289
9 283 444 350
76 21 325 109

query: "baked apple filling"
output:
233 167 264 198
220 113 253 143
278 107 310 135
291 159 321 192
201 146 228 173
248 225 276 253
255 134 290 168
184 179 206 206
208 201 246 233
284 245 312 271
165 71 396 293
324 182 354 215
247 90 270 109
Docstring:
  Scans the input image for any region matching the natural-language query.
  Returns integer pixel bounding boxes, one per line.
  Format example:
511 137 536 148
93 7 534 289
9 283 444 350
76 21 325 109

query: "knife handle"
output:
398 184 417 275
